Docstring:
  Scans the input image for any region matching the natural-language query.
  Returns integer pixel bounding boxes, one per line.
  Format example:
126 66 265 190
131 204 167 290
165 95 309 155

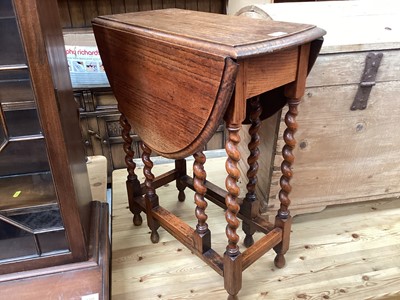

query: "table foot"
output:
243 234 254 248
274 253 286 269
178 190 186 202
150 231 160 244
133 213 143 226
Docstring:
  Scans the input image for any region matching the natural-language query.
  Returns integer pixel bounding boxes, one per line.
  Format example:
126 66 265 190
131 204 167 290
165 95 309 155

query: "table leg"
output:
193 151 211 253
242 96 262 248
141 141 160 243
224 124 243 298
175 159 187 202
120 114 142 226
274 98 299 268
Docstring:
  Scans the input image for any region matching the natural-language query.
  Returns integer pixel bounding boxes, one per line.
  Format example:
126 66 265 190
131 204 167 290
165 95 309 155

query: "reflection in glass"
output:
0 105 7 152
0 0 69 262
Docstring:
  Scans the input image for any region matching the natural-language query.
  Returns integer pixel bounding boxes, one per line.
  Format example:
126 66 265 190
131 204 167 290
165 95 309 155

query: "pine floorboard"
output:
111 157 400 300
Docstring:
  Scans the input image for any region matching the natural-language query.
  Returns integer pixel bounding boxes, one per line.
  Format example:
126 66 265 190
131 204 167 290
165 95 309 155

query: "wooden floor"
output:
111 157 400 300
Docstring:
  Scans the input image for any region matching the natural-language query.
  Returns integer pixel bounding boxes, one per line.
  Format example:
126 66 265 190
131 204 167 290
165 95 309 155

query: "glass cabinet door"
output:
0 0 68 263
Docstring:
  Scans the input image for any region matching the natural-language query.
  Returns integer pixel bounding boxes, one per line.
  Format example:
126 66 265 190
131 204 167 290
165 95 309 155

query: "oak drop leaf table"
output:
93 9 325 298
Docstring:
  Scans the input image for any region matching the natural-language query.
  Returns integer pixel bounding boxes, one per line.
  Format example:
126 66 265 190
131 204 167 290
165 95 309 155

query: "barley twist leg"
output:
141 142 160 243
193 151 208 234
224 124 243 298
120 114 142 226
192 151 211 253
274 98 299 268
225 125 241 257
242 96 262 248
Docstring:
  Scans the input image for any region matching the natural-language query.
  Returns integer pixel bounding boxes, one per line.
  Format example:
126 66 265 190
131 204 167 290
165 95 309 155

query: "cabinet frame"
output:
0 0 92 275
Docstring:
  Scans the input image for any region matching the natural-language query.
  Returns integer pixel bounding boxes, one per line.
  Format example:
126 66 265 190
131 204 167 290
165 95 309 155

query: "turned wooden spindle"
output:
224 125 241 257
141 142 160 243
274 98 299 268
223 125 243 298
242 96 262 248
192 152 211 253
193 152 208 234
279 99 299 217
120 113 142 226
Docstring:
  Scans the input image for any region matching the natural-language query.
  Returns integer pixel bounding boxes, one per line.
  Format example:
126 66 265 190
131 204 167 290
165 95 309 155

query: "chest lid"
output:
238 0 400 54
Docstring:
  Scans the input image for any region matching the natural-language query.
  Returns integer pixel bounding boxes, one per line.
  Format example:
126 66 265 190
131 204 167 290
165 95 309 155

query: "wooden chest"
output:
236 1 400 216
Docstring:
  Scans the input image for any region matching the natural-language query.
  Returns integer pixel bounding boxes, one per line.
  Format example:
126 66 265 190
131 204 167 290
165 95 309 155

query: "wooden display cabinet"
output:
0 0 109 298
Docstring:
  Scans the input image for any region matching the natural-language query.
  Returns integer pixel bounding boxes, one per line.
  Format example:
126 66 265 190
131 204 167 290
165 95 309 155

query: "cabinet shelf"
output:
0 64 27 71
0 172 56 211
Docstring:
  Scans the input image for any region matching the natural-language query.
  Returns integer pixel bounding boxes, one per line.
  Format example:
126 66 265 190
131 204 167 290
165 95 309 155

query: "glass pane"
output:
0 1 14 19
37 230 69 254
8 205 63 231
0 69 40 136
0 106 6 150
0 17 26 66
0 220 38 261
0 0 69 263
4 109 42 137
0 139 50 177
0 69 35 104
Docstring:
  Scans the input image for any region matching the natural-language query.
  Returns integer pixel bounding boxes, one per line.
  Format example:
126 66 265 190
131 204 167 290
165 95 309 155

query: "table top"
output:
93 9 325 159
93 9 325 59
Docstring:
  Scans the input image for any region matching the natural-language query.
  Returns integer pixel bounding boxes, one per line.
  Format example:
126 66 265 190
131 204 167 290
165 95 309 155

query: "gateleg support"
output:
242 96 262 248
141 141 160 243
175 159 187 202
120 113 143 226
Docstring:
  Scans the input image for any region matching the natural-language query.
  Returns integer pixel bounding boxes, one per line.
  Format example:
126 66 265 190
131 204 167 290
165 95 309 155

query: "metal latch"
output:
350 52 383 110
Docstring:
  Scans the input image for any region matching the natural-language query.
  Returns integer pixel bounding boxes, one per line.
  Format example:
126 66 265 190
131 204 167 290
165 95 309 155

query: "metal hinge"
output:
350 52 383 110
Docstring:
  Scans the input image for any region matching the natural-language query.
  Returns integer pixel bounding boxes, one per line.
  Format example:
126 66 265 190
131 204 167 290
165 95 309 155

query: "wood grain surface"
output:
93 9 324 58
111 157 400 299
268 80 400 216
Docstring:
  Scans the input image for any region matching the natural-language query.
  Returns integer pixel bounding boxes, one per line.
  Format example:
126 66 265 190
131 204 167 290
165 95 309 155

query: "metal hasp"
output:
351 52 383 110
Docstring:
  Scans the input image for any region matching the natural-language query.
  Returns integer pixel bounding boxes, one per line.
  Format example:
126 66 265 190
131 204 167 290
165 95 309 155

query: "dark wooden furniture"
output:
93 9 324 298
0 0 109 298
